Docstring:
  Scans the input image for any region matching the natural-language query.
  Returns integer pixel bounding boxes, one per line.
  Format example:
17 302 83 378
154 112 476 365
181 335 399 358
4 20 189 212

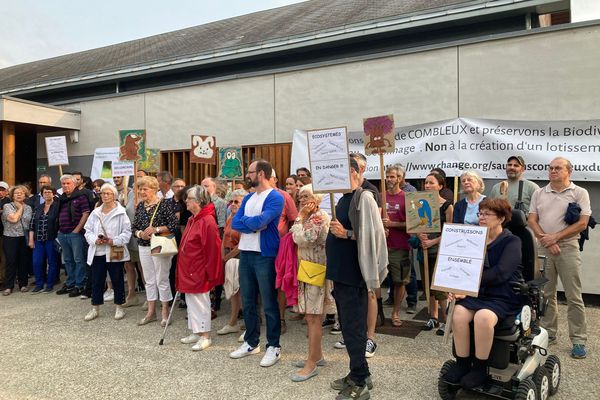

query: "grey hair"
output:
100 183 118 197
551 157 573 173
460 170 485 193
386 164 405 177
350 152 367 167
186 185 212 207
298 184 324 203
231 189 248 198
39 174 52 183
60 174 74 183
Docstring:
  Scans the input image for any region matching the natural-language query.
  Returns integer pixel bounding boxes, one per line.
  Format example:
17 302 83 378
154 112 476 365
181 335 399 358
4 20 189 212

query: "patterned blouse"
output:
290 209 330 266
2 203 33 238
132 199 178 247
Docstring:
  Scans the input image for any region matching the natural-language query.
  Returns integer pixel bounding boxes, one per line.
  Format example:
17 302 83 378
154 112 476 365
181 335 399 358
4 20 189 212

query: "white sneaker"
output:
114 306 125 320
218 324 240 335
181 333 201 344
103 289 114 302
260 346 281 367
334 340 346 349
230 342 260 359
192 337 212 351
84 307 99 321
238 331 246 343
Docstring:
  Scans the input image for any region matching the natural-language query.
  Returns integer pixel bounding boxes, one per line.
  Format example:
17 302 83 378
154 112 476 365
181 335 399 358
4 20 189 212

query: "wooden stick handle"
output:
443 299 456 345
424 250 430 314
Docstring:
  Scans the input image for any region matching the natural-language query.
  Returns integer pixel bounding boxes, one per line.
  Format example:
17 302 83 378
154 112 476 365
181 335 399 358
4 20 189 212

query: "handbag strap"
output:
149 200 161 227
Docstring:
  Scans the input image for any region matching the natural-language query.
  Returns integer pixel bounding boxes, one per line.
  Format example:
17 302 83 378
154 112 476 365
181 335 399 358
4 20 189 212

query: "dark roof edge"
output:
50 19 600 107
1 0 564 96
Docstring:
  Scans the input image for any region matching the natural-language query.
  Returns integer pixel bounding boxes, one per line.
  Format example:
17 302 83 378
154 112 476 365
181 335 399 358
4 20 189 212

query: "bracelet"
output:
136 230 142 238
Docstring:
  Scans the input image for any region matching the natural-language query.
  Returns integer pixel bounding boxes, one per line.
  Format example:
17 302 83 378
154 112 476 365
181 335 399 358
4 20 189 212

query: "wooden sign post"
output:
306 127 352 220
405 191 442 313
430 223 488 344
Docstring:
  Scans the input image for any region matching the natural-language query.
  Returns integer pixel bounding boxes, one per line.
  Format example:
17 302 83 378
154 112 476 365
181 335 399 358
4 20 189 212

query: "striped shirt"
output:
58 195 90 233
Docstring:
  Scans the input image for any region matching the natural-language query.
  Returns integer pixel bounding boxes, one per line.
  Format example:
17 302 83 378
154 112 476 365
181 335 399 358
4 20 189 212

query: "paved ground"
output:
0 288 598 400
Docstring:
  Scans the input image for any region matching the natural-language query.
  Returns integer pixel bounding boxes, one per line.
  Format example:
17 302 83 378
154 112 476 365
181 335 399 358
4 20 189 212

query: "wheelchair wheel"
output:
533 367 549 400
515 377 537 400
543 355 561 395
438 360 460 400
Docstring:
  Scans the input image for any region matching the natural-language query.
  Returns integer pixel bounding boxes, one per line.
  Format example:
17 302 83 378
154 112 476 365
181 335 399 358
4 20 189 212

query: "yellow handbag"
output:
297 259 327 287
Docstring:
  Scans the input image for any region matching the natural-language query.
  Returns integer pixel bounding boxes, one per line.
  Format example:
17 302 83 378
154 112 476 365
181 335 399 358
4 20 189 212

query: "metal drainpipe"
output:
526 12 532 30
116 81 120 93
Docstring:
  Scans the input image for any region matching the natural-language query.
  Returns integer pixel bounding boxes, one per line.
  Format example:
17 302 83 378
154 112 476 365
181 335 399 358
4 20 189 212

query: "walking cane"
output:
159 291 180 345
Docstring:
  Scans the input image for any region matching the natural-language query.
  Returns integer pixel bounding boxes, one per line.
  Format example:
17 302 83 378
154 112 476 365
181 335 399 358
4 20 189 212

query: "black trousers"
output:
333 281 370 386
3 236 29 290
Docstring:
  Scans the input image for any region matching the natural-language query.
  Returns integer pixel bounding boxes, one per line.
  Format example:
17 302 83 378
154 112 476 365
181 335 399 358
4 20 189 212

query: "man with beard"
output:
490 156 539 214
381 164 411 328
56 175 91 297
230 160 284 367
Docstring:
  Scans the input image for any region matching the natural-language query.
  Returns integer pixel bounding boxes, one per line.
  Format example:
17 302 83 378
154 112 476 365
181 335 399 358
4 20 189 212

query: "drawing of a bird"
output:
417 199 433 228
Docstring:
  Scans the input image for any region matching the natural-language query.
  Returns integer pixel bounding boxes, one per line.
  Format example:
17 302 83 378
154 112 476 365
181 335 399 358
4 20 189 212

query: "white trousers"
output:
186 292 212 333
139 246 173 302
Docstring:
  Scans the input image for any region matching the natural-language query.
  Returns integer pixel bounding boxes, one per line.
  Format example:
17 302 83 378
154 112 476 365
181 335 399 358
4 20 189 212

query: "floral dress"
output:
290 209 335 315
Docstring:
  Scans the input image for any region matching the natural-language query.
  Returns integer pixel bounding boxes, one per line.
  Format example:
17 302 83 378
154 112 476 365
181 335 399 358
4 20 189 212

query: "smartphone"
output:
98 234 105 240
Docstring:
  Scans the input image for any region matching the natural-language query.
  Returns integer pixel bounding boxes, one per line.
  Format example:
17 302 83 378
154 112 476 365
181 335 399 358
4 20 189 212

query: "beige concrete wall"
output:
145 75 275 149
274 47 458 142
459 25 600 119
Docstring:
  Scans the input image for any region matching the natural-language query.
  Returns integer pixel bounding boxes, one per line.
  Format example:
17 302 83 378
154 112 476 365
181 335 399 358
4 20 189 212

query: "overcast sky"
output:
0 0 305 69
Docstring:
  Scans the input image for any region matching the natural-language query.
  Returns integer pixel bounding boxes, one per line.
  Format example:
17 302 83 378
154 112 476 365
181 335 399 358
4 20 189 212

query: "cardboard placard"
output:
138 148 160 173
363 114 395 155
306 127 351 194
219 147 244 180
119 129 146 161
405 191 441 233
111 161 135 178
431 224 488 297
191 135 217 164
45 136 69 166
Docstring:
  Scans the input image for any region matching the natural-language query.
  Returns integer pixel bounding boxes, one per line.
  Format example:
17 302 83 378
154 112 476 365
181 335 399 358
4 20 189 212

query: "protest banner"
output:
291 118 600 181
111 161 135 178
406 191 441 312
306 127 351 219
363 114 395 217
45 136 69 175
219 147 244 180
119 129 146 162
191 135 217 164
430 223 488 343
138 148 160 173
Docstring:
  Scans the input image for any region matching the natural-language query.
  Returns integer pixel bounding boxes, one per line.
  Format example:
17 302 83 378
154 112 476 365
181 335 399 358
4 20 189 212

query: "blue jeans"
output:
57 232 86 289
32 240 59 290
91 256 125 306
239 251 280 348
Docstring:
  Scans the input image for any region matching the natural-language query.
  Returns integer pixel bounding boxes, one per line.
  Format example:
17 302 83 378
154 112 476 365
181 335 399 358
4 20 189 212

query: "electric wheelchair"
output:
438 211 561 400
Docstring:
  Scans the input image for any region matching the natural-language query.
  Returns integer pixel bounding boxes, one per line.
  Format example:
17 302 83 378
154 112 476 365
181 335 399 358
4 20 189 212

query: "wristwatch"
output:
346 229 353 239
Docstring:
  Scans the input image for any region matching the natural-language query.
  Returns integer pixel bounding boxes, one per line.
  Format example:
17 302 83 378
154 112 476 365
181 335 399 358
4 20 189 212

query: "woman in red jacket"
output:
177 185 223 351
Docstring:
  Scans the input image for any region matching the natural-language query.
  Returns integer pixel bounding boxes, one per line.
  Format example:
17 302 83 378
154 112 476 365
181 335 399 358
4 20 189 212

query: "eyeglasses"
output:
247 170 257 175
477 212 496 218
548 166 563 171
232 200 241 204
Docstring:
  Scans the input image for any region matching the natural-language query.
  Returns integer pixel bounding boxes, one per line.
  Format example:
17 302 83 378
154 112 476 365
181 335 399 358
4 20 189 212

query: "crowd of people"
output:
0 154 592 400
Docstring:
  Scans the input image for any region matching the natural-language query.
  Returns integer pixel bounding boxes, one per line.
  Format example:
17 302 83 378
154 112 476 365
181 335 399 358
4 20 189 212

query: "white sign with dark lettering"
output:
306 127 352 194
431 224 488 297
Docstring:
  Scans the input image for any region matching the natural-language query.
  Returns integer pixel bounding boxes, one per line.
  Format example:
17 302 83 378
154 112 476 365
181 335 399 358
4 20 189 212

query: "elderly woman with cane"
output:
82 183 131 321
132 176 179 326
177 185 223 351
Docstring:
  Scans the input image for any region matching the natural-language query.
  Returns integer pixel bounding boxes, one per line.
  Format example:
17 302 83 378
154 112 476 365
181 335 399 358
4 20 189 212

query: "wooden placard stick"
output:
443 299 456 345
329 193 337 221
379 152 387 218
453 176 459 204
133 161 138 205
423 250 431 313
58 165 63 177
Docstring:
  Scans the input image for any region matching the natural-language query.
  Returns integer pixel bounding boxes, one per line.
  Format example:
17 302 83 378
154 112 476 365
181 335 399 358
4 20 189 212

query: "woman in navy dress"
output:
444 198 524 389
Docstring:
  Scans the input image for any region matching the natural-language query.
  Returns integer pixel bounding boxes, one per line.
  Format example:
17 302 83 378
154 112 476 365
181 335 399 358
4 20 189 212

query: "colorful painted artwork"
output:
191 135 217 164
405 191 441 233
138 148 160 173
218 147 244 180
119 129 146 161
363 115 395 155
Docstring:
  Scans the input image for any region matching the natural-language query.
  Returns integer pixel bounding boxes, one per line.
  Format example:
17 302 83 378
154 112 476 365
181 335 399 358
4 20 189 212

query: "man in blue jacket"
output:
230 159 284 367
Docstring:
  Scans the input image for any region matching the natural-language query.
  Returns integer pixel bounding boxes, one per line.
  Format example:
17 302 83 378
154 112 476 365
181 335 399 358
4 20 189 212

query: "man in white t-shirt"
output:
229 160 284 367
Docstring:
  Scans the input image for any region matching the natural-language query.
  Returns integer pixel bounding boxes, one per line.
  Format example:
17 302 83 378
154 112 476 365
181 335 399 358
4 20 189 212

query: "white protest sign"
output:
291 118 600 181
306 127 351 194
111 161 135 178
45 136 69 166
90 147 119 182
431 224 488 297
